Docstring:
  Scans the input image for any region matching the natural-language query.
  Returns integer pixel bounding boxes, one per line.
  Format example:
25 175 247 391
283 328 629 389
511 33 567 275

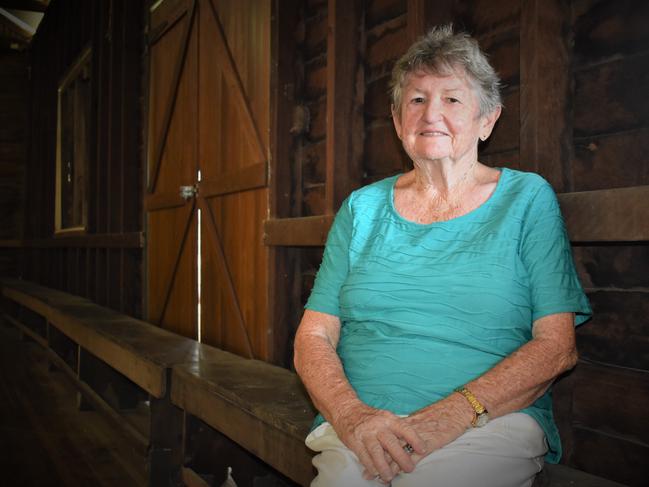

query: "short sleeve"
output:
304 196 353 316
520 182 592 326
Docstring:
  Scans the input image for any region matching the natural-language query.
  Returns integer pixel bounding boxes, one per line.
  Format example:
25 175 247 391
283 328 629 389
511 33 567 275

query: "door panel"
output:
146 0 198 338
198 0 270 359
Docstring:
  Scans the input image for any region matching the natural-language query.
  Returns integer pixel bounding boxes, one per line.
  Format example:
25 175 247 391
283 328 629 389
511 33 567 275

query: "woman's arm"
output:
404 312 578 456
294 309 425 481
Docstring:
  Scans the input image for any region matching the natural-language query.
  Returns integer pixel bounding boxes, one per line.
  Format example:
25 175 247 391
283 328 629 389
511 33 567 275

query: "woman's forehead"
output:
404 69 472 91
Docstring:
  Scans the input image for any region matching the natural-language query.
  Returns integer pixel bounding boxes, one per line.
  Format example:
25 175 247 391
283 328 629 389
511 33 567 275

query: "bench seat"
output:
172 356 317 486
1 277 201 398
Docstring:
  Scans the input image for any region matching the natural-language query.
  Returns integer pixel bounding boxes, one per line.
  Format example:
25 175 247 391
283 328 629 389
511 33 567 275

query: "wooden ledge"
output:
1 278 202 398
171 357 316 486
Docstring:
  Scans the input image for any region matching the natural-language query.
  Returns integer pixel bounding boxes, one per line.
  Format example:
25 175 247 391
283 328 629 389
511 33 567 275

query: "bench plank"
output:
1 278 204 398
172 357 317 486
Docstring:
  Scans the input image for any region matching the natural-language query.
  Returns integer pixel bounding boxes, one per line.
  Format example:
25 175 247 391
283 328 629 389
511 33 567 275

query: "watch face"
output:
475 413 489 427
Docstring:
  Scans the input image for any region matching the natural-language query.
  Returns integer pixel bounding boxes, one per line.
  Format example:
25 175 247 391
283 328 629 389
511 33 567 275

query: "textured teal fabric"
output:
305 168 591 463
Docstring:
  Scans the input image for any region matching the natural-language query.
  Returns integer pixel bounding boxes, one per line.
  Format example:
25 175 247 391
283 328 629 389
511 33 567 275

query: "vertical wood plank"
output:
268 0 301 366
407 0 454 43
520 0 572 191
325 0 364 214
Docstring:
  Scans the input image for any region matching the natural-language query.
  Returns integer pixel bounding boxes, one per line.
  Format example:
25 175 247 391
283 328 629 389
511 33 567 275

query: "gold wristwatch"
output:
454 386 489 427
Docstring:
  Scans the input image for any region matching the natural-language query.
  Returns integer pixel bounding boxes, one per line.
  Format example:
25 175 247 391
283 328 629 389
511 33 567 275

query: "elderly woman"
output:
294 25 591 487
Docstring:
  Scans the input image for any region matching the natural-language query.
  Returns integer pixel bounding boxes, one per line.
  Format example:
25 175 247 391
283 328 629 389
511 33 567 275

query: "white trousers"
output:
305 413 547 487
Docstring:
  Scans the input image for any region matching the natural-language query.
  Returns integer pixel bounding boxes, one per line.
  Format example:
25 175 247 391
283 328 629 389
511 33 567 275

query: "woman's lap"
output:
306 413 547 487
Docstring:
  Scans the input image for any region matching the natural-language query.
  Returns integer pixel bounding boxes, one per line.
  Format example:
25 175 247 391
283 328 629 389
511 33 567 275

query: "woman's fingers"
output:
365 439 397 482
394 421 427 456
378 431 416 473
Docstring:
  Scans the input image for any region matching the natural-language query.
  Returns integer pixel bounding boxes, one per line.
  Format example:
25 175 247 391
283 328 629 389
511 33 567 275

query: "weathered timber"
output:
269 0 302 365
325 0 364 213
520 0 572 191
171 355 317 487
2 312 48 348
1 278 201 398
558 185 649 242
573 53 649 138
199 162 267 199
407 0 453 42
0 233 144 248
533 463 627 487
264 215 334 246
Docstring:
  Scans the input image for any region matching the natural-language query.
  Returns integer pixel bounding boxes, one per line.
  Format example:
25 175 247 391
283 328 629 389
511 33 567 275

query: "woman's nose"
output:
422 99 443 123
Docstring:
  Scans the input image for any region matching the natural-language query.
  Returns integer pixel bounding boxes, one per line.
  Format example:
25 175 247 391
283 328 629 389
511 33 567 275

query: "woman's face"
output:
392 69 499 165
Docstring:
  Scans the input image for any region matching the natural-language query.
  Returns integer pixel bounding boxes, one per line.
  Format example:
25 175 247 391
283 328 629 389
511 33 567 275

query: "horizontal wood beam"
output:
145 192 187 212
0 232 144 248
263 186 648 247
558 185 649 242
2 312 48 348
0 1 47 13
199 162 267 199
263 215 334 246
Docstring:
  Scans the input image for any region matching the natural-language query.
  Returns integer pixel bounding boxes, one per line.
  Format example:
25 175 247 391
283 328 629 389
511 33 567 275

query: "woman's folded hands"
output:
331 401 426 483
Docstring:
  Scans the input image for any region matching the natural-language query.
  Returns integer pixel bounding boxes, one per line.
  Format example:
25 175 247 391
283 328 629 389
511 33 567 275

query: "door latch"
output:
179 185 197 201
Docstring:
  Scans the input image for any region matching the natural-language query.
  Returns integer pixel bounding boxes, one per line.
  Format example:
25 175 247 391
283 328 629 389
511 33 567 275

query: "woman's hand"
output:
402 394 473 459
331 402 426 483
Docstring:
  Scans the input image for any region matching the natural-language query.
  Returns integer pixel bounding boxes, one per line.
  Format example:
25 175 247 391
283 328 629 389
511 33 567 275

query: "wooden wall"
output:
0 49 27 276
13 0 144 317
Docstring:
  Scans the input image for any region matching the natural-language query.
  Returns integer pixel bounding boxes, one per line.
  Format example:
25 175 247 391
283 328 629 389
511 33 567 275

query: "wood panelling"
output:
572 0 649 66
325 0 364 212
573 245 649 289
574 53 649 138
15 0 143 316
520 0 572 191
197 0 271 360
0 51 26 249
570 427 649 487
559 186 649 242
573 128 649 191
366 15 408 81
146 0 197 338
367 0 406 30
577 291 649 370
264 215 334 247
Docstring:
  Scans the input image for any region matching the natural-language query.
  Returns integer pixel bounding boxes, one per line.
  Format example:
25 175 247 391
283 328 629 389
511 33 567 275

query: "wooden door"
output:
146 0 270 359
197 0 270 359
146 0 198 339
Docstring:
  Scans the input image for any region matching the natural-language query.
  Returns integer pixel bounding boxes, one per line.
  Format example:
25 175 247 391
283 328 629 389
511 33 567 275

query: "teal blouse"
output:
305 168 591 463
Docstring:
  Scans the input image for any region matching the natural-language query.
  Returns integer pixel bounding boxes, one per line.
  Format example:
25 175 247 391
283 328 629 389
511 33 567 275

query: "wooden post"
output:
149 378 184 487
520 0 573 192
268 0 301 366
325 0 364 214
407 0 454 43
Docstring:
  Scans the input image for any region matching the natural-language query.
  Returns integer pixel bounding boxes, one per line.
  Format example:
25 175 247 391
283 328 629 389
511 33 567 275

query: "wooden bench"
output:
0 277 630 486
171 355 316 486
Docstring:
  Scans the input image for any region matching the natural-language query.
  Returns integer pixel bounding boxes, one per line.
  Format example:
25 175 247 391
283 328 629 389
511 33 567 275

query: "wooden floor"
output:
0 318 147 487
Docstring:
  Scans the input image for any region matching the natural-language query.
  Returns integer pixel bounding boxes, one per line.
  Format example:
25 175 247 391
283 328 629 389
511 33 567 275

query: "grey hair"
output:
390 24 502 117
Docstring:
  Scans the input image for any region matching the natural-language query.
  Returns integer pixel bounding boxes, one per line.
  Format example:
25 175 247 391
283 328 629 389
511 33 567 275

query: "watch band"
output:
454 386 489 427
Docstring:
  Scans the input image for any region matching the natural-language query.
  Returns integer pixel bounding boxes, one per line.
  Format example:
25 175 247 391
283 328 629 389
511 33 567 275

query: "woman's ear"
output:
480 106 502 140
392 104 403 140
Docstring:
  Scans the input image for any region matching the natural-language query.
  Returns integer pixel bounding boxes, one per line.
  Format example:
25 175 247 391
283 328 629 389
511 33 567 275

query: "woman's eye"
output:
447 97 460 104
411 97 425 104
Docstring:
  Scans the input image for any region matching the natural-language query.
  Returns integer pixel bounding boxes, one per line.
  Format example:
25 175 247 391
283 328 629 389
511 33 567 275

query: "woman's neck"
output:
411 156 479 200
